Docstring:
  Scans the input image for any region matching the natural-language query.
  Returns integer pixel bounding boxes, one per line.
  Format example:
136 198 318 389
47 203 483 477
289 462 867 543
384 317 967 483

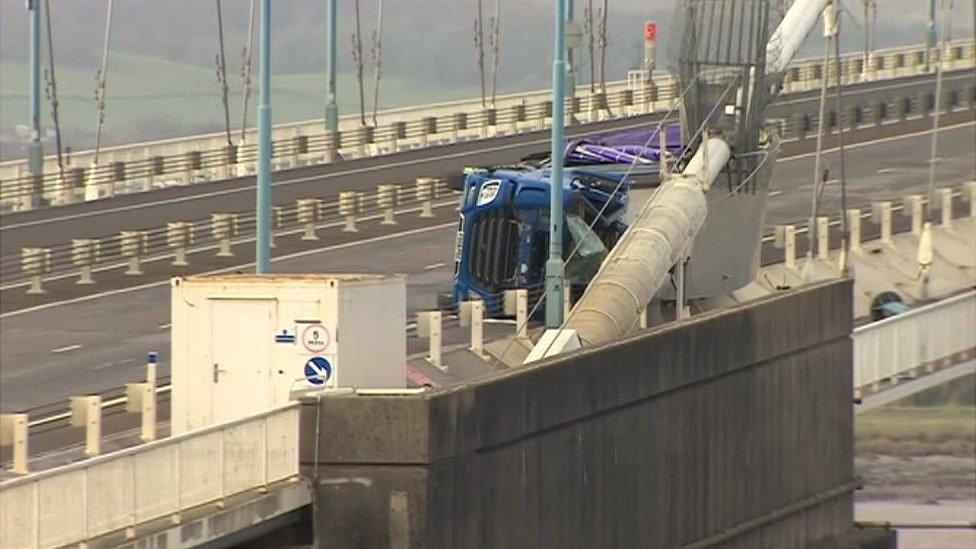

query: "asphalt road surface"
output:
2 69 972 255
1 118 973 413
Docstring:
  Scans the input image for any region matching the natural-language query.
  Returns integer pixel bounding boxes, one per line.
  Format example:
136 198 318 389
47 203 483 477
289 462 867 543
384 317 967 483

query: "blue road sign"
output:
304 356 333 386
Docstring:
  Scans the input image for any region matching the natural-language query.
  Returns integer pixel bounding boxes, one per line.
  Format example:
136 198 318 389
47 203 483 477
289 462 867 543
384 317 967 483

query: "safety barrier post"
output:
339 192 358 232
184 150 202 185
125 382 156 442
297 198 323 240
774 225 797 269
417 311 444 370
323 131 341 163
221 144 238 179
377 185 399 225
211 213 239 257
452 113 466 142
0 413 29 475
421 117 437 148
816 216 830 260
167 221 194 266
147 351 158 387
871 201 893 244
390 121 406 152
70 395 102 456
515 288 529 340
847 210 862 253
508 105 520 134
120 230 148 275
461 300 489 360
21 246 51 294
72 238 100 285
903 194 924 235
963 181 976 218
416 177 435 218
587 92 599 123
937 188 954 229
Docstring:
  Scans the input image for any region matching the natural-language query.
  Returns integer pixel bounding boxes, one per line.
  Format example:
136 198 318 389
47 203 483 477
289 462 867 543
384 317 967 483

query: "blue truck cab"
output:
452 167 630 315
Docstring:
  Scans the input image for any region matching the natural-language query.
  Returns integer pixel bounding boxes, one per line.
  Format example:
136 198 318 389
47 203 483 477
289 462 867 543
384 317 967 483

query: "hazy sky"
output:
0 0 971 159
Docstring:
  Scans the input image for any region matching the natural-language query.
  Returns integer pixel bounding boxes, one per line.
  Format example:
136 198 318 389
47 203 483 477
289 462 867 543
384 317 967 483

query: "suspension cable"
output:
92 0 113 166
43 0 64 181
215 0 233 147
240 0 257 144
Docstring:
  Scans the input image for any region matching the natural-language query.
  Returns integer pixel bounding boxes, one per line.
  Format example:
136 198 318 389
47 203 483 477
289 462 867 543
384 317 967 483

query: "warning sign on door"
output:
301 324 331 353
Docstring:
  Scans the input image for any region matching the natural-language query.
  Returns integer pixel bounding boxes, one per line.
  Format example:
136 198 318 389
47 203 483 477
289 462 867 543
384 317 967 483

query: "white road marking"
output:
769 190 784 197
424 262 446 271
1 221 458 319
778 120 975 163
158 323 171 330
50 344 81 354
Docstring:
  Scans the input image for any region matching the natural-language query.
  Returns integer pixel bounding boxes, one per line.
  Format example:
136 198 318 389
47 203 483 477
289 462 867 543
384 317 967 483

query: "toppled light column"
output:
563 137 731 347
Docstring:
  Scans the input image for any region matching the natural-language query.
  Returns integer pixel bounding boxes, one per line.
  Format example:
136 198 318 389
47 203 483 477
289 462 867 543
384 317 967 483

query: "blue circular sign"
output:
304 356 333 386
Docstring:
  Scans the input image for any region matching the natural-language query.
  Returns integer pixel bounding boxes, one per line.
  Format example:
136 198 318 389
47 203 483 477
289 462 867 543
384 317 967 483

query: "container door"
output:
210 298 274 424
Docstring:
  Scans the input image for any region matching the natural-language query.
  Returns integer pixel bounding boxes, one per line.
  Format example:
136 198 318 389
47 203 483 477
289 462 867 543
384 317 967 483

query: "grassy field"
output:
856 374 976 457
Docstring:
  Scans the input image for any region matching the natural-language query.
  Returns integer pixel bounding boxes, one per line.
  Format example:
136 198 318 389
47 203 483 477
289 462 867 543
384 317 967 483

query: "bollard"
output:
515 289 529 340
167 222 194 266
871 201 893 244
774 225 797 269
72 238 100 285
937 188 954 228
339 192 358 232
464 300 489 360
147 351 159 387
297 198 323 240
416 311 444 370
120 230 148 275
902 195 924 235
963 182 976 218
271 206 284 248
126 382 156 442
416 178 435 218
211 213 239 257
21 247 51 294
847 210 862 253
0 413 29 475
816 217 830 260
70 395 102 457
377 185 399 225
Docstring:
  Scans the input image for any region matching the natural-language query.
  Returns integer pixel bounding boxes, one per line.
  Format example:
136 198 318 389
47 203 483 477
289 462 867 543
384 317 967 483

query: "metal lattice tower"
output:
669 0 785 191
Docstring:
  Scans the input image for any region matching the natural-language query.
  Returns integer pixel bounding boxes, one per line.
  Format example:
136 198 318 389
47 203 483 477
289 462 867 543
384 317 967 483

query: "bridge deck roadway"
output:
0 70 971 255
1 120 973 415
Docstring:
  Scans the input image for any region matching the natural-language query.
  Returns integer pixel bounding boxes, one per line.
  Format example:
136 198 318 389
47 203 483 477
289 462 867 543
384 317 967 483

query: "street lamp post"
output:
256 0 272 273
325 0 339 132
545 0 568 328
28 0 43 205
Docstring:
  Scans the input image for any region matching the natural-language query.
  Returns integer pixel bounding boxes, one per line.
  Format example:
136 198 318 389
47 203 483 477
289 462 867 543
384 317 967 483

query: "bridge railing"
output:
0 403 300 549
853 290 976 392
1 41 973 213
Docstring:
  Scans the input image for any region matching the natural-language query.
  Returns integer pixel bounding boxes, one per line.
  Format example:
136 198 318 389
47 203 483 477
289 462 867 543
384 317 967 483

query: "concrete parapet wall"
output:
301 279 856 548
